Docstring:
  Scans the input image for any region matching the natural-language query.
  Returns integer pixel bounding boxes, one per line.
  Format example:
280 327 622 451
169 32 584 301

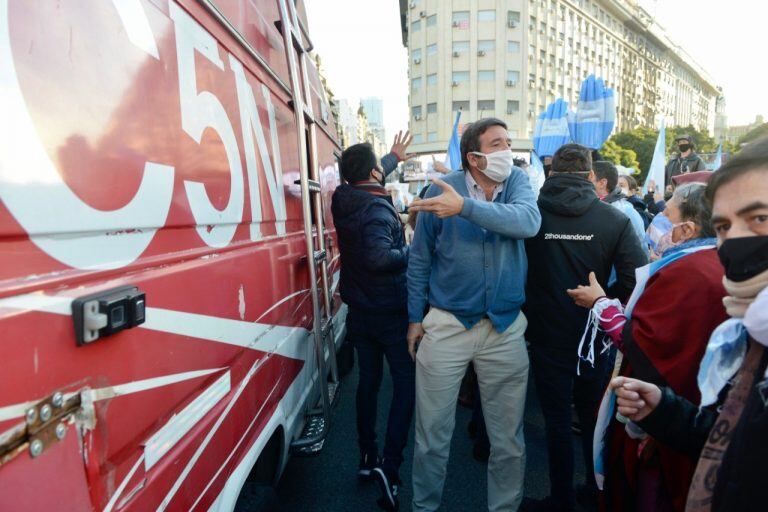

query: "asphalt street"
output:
275 357 586 511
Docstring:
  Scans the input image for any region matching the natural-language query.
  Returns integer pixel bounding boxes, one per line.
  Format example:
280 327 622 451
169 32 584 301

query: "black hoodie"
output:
331 184 409 314
524 173 648 357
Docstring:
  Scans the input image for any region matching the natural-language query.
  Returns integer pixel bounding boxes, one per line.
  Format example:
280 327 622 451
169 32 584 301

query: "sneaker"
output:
372 467 399 511
358 452 379 479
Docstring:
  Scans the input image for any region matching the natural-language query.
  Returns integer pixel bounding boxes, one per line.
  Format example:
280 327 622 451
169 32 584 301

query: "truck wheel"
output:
234 482 280 512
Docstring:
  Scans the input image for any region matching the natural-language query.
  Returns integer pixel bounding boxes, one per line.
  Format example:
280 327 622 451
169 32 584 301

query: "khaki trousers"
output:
412 308 529 512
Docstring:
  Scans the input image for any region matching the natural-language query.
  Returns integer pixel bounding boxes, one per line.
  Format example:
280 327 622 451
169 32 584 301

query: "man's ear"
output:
468 152 486 170
588 170 596 182
466 152 476 169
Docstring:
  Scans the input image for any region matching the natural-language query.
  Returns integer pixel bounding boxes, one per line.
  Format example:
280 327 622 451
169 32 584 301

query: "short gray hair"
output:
672 183 715 238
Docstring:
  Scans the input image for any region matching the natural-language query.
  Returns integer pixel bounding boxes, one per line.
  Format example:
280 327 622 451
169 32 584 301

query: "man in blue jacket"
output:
407 118 542 512
331 134 414 512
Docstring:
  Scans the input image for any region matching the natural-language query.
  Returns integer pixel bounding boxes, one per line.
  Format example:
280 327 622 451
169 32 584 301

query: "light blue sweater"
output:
407 169 542 332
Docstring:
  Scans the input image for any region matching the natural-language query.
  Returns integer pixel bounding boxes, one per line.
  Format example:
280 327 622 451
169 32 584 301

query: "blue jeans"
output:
530 345 615 508
346 308 415 481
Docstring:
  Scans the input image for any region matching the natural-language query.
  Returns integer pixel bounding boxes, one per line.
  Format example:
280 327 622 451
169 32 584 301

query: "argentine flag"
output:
568 75 616 149
528 152 547 196
533 99 570 157
445 111 462 170
711 143 723 170
643 119 666 194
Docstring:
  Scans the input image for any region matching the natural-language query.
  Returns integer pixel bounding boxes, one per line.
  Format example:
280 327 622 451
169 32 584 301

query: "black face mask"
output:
678 144 692 153
543 163 552 173
717 235 768 282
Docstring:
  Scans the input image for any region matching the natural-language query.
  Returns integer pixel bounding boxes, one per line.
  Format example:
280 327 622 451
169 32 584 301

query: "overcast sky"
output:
306 0 765 143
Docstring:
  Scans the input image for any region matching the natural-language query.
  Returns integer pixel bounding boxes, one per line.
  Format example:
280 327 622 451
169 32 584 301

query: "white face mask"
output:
472 150 514 182
620 187 630 197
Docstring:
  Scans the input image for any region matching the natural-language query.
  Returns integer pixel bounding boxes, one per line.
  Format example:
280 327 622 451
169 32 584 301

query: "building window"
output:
453 41 469 53
478 10 495 22
412 105 423 117
412 77 422 90
427 73 437 85
509 129 519 138
427 102 437 114
452 71 469 83
508 41 520 53
426 14 437 27
477 100 495 111
507 10 521 24
412 48 422 62
507 70 520 83
452 10 469 29
528 44 536 57
507 100 520 113
478 70 495 81
452 100 470 111
412 133 424 144
427 43 437 55
411 20 421 32
478 40 495 52
427 131 438 142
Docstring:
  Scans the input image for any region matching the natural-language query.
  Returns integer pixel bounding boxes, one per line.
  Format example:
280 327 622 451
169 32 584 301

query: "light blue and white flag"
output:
645 211 673 254
528 151 547 196
711 143 723 170
446 111 462 171
533 98 571 157
568 75 616 149
643 119 666 194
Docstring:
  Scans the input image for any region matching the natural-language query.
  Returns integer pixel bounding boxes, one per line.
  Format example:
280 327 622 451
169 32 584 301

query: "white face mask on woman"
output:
472 150 514 183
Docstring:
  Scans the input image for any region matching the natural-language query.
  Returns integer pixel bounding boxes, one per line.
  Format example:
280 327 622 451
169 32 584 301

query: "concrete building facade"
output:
337 98 388 155
398 0 721 154
725 115 765 145
361 97 387 148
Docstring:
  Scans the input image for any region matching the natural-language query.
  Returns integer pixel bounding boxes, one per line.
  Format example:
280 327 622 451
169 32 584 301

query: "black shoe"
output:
520 496 574 512
372 467 399 511
472 440 490 463
358 452 379 479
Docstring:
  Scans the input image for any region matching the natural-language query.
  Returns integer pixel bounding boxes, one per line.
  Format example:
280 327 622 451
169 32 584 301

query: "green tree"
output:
738 122 768 145
610 127 659 183
608 124 725 182
600 140 641 172
666 125 716 153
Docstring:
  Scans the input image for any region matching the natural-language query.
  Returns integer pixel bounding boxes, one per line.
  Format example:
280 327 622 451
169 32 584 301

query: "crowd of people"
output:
330 119 768 512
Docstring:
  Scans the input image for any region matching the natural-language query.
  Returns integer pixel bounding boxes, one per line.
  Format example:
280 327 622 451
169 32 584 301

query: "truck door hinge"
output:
0 391 82 466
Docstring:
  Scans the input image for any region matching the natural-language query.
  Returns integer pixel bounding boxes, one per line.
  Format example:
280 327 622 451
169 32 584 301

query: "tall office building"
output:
398 0 721 154
361 97 387 147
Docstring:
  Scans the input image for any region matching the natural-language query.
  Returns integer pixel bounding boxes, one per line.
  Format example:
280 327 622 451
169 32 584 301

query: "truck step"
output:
291 414 327 457
291 380 341 456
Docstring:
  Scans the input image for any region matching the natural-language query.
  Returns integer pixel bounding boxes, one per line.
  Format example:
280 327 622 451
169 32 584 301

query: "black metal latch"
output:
72 286 146 345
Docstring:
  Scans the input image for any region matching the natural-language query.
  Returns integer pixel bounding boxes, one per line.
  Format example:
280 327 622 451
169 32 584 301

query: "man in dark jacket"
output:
664 134 706 186
331 137 413 511
610 137 768 512
522 144 647 512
